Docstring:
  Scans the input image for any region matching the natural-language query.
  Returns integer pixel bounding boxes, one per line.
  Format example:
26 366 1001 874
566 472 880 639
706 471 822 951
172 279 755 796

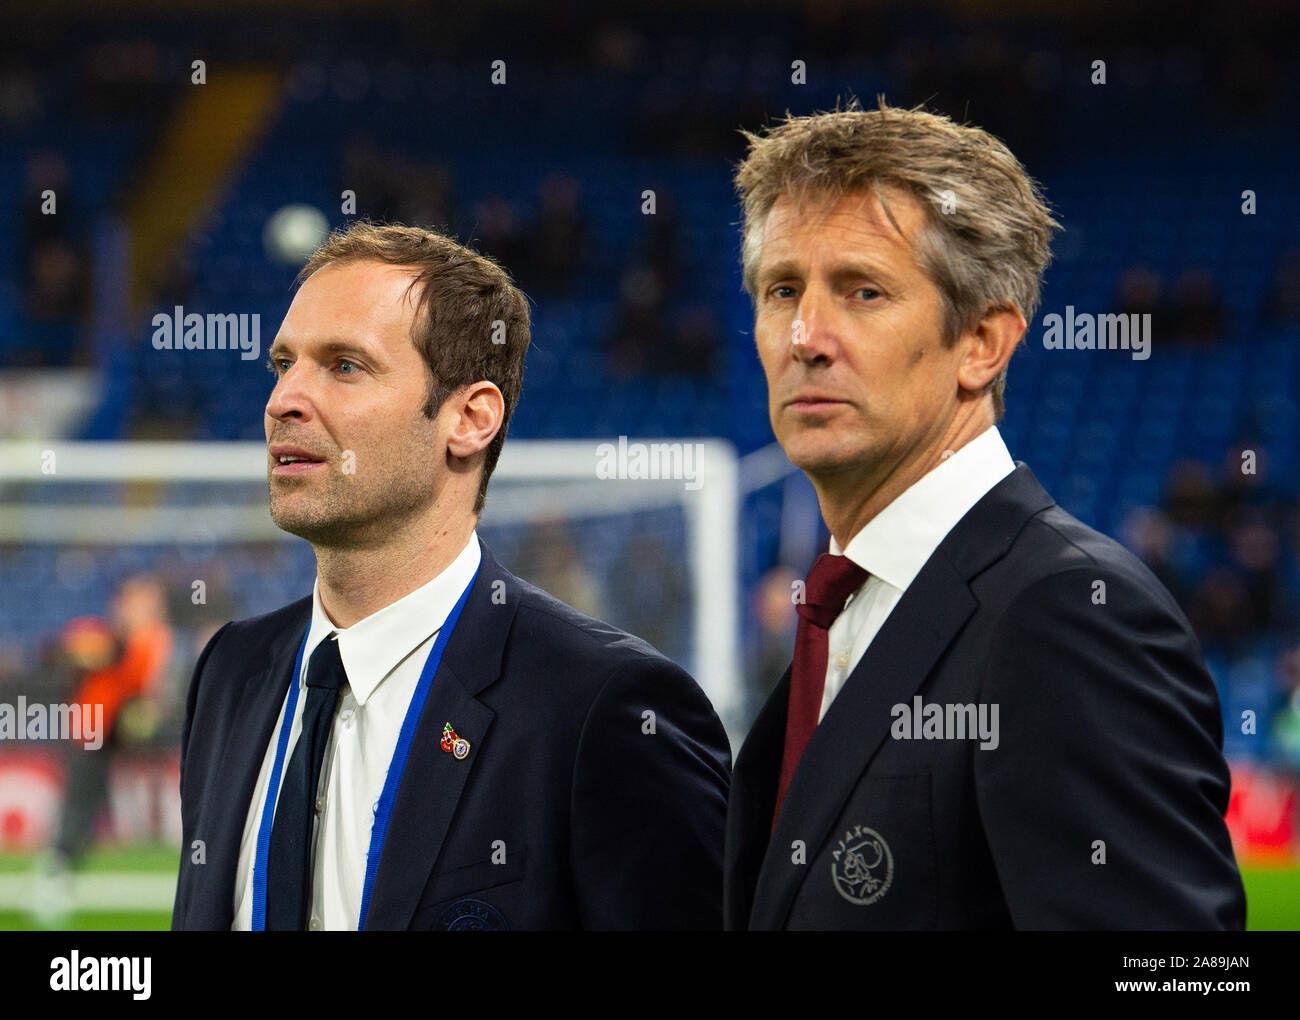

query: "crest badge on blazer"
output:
436 898 508 931
830 824 893 905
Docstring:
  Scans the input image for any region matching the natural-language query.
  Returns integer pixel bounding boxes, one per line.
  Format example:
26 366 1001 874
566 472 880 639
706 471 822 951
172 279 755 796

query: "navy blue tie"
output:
266 634 347 930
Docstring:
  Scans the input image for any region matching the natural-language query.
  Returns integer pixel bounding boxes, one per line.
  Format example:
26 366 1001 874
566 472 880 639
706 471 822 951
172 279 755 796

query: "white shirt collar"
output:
830 427 1015 591
304 531 482 705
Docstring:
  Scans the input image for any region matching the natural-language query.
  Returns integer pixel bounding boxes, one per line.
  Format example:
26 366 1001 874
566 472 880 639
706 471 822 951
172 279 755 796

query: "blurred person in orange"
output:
33 575 173 927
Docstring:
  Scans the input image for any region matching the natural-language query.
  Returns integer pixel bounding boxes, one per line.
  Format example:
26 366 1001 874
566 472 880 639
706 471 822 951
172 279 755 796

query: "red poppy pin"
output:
441 722 471 760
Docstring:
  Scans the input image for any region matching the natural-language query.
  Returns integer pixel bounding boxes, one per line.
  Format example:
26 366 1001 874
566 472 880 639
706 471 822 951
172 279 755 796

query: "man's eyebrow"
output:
756 259 801 286
756 258 901 288
825 261 901 288
266 337 384 362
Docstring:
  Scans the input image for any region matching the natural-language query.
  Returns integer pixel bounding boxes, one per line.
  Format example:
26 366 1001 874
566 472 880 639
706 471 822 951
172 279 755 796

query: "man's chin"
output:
269 505 345 544
780 435 871 480
270 518 320 542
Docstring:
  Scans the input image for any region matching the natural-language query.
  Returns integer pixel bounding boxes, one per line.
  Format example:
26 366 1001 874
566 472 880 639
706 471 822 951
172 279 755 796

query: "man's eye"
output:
267 358 288 375
338 359 358 375
856 288 881 301
771 286 796 299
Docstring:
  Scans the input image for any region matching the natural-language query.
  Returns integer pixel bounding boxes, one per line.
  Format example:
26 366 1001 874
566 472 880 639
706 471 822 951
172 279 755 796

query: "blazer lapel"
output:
189 601 308 930
362 540 518 930
747 464 1055 929
749 556 977 928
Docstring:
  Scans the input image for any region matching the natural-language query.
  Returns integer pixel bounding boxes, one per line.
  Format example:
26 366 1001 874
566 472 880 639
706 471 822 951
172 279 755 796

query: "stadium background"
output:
1 0 1298 929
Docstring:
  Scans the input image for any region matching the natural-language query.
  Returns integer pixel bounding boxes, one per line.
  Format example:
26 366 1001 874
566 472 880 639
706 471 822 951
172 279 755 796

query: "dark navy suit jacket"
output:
724 465 1246 930
172 539 731 930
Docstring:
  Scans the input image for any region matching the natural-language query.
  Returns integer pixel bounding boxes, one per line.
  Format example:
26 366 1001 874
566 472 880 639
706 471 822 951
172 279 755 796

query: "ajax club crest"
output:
830 824 893 905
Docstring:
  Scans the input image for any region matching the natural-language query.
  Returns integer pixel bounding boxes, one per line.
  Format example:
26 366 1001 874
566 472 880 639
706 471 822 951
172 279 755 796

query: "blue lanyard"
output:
251 565 480 930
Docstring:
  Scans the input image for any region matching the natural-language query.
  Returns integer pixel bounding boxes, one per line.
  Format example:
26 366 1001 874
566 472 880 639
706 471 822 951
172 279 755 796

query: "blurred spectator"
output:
667 303 724 378
628 73 748 158
1143 443 1300 674
607 268 723 378
398 160 456 232
748 565 800 724
1218 441 1287 523
1274 646 1300 766
1264 251 1300 326
1121 506 1191 609
0 63 39 126
33 574 174 927
1114 264 1164 319
608 534 690 664
21 151 79 252
25 240 87 323
14 151 90 367
472 194 529 278
1124 445 1300 730
639 190 682 292
511 520 602 619
1112 263 1230 348
1228 509 1292 633
341 135 405 222
146 250 198 310
339 137 457 234
80 37 170 120
1165 268 1226 345
608 263 669 378
1163 460 1219 534
1189 566 1256 657
526 173 588 296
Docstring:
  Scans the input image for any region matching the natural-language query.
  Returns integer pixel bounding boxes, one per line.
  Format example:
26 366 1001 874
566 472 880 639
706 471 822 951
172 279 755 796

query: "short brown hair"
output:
298 221 530 514
735 98 1059 419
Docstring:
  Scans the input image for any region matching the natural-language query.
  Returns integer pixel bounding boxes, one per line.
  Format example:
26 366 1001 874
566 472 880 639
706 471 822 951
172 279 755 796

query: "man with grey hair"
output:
723 100 1245 930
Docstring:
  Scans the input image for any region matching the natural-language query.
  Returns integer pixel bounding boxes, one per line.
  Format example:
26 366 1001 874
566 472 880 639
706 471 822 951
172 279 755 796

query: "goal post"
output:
0 438 743 732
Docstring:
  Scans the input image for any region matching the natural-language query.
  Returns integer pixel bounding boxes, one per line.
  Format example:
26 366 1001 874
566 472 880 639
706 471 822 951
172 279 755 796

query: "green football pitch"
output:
0 846 1297 930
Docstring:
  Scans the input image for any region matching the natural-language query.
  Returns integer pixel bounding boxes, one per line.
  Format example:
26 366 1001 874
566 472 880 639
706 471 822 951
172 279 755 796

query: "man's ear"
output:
956 303 1026 397
445 381 505 460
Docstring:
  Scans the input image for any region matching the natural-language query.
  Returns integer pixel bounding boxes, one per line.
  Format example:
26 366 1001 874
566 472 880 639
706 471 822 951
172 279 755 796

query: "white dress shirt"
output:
817 427 1015 722
231 531 482 931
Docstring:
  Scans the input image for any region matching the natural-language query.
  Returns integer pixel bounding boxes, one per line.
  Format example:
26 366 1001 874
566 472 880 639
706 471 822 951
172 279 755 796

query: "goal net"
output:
0 438 742 787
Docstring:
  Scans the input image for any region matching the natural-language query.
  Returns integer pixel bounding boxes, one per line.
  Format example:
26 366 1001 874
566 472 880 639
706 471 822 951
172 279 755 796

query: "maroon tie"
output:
773 553 869 827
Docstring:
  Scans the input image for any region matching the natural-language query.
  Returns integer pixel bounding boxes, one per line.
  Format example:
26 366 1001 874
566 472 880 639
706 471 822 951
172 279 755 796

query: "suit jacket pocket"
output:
411 847 528 929
788 774 938 930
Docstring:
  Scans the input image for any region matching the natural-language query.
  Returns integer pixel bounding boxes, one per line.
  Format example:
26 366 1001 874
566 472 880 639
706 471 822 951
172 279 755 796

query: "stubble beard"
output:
269 454 439 550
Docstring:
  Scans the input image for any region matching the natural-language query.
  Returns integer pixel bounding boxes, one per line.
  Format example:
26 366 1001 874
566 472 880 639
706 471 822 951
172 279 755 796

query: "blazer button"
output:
308 917 322 931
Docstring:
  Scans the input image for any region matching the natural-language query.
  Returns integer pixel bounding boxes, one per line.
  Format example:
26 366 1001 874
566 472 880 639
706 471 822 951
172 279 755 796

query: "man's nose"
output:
792 293 838 364
266 363 315 422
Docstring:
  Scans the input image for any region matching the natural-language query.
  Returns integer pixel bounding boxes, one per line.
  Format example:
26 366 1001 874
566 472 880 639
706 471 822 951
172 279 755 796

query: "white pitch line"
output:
0 873 176 911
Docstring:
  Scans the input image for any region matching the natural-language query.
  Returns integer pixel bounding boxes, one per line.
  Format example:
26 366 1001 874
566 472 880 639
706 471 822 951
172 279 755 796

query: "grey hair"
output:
735 97 1060 418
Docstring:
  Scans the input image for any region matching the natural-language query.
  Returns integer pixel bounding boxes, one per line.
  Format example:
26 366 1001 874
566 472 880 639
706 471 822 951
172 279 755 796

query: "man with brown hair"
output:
723 101 1245 929
172 222 730 930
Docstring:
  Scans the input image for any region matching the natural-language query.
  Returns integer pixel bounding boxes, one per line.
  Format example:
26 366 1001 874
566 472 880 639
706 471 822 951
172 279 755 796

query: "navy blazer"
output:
172 539 731 930
724 465 1247 930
